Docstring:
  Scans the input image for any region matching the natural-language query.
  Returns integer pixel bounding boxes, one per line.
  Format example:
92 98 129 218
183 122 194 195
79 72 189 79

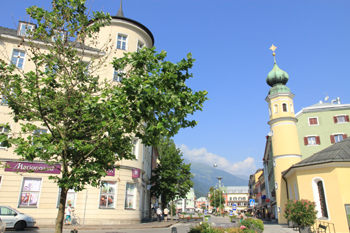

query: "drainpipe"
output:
282 176 289 200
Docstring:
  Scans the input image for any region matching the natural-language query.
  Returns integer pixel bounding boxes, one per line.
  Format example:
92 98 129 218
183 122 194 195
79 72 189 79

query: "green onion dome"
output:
266 56 290 95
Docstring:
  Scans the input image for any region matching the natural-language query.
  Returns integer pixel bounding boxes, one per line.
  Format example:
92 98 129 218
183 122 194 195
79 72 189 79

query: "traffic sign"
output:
232 204 237 210
204 210 208 215
229 210 233 216
249 199 255 207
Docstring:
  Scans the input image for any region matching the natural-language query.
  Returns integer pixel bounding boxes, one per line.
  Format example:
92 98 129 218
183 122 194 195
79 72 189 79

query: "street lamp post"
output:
216 176 223 216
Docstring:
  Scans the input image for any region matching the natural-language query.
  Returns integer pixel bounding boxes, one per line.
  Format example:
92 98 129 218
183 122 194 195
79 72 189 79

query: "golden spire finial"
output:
269 44 277 56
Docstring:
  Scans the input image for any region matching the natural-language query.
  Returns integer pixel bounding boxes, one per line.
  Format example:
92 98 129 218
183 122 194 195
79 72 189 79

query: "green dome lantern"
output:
266 45 290 95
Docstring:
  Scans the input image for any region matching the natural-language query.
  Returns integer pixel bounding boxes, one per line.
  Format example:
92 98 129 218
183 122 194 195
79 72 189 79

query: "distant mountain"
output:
184 159 249 198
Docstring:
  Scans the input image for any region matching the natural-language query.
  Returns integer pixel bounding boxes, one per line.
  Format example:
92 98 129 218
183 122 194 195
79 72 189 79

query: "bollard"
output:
171 227 177 233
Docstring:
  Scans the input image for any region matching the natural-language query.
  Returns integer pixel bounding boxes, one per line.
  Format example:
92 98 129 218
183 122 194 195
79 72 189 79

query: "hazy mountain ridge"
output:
184 159 249 198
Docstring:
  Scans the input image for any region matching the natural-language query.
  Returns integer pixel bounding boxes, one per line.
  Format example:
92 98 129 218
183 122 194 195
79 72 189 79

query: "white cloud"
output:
180 144 257 176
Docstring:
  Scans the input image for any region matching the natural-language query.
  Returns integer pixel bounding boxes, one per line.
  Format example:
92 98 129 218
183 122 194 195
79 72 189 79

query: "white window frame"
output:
335 114 347 124
294 182 299 200
116 33 128 51
18 22 35 37
131 138 139 160
56 188 77 208
308 117 319 126
282 103 288 112
311 177 330 220
81 61 90 75
125 182 136 209
274 104 279 114
18 177 43 208
0 124 11 149
269 106 272 117
137 40 144 52
11 48 26 69
52 30 66 42
99 180 117 209
113 69 124 82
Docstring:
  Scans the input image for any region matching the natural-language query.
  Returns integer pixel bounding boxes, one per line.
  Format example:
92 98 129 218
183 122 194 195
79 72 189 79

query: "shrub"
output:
284 199 317 226
245 212 251 217
240 218 264 232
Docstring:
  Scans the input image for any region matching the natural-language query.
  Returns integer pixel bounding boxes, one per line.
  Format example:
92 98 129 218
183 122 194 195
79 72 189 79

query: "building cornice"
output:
265 92 295 103
268 117 298 126
0 34 105 56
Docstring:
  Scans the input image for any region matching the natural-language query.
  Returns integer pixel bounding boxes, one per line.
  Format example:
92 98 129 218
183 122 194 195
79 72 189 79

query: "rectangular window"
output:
57 189 76 208
308 117 318 125
19 23 34 36
11 50 26 69
0 125 10 148
137 41 144 52
125 183 135 209
334 134 343 143
333 115 350 123
113 69 123 82
100 181 116 208
33 129 47 145
304 136 320 145
117 34 127 50
19 178 42 207
52 30 65 42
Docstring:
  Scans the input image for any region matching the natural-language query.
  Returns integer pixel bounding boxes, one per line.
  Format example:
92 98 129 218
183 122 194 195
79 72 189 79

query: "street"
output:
5 216 295 233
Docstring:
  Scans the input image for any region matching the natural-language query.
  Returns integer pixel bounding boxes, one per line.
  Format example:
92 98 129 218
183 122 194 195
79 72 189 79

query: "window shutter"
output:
346 115 350 122
330 135 335 143
309 118 312 125
344 134 348 139
304 137 308 145
316 136 320 145
333 116 338 123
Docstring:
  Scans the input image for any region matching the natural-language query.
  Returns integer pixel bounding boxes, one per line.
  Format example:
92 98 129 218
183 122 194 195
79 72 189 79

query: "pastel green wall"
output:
296 108 350 159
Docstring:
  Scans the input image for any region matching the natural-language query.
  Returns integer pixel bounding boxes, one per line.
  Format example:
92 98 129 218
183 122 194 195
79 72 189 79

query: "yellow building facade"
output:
0 3 158 226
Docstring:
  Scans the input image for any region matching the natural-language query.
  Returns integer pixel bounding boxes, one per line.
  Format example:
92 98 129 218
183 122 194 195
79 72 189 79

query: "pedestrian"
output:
239 212 244 223
65 204 74 225
164 206 169 222
156 207 162 222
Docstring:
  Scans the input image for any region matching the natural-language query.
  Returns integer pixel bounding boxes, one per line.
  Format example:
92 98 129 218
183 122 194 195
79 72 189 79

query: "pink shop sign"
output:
106 168 115 176
5 161 61 174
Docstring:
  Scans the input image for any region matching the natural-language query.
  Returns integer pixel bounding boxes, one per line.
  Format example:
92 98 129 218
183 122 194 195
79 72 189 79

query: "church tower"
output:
265 45 302 223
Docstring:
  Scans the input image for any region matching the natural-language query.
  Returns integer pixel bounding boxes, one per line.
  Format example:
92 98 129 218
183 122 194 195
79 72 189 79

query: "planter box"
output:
204 216 211 223
188 218 195 222
230 218 238 223
180 218 188 223
299 226 311 233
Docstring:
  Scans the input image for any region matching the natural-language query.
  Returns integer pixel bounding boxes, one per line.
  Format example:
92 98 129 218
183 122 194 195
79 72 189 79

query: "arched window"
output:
274 104 278 113
312 178 329 219
233 197 237 201
290 104 294 113
294 182 298 200
282 103 288 112
269 107 272 116
238 197 242 201
242 197 246 201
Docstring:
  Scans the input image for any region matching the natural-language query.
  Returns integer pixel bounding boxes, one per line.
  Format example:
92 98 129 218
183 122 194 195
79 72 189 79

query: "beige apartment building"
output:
0 3 158 225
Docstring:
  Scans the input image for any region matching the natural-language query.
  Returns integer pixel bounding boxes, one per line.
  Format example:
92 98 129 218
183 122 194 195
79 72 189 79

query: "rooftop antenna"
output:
324 93 329 102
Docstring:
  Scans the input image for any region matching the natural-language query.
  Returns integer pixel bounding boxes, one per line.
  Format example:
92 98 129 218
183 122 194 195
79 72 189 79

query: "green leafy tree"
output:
209 186 225 211
150 137 194 210
201 203 206 210
0 1 208 232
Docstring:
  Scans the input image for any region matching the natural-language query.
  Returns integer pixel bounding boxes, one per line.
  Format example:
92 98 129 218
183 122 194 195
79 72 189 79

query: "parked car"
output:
0 218 5 233
0 206 36 231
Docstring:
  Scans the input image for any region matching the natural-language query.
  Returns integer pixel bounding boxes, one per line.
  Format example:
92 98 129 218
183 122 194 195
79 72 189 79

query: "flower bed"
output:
188 219 264 233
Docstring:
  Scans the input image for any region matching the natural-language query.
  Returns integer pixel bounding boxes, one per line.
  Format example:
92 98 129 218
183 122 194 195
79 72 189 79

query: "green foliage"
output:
208 186 225 210
245 212 251 217
170 202 176 216
150 137 194 209
239 218 264 233
284 199 317 226
188 222 244 233
0 0 207 232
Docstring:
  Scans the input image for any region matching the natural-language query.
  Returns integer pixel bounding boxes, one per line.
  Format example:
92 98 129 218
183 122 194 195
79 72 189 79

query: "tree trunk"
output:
55 187 68 233
171 200 173 220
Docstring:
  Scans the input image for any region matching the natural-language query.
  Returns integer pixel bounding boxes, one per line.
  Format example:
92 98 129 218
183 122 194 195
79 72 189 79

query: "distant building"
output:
225 186 249 213
174 188 196 212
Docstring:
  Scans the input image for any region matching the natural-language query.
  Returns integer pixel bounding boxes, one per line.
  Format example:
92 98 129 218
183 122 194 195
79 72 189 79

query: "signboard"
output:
232 204 237 210
229 210 233 216
132 168 140 178
106 168 115 176
204 210 208 215
249 199 255 207
5 161 61 174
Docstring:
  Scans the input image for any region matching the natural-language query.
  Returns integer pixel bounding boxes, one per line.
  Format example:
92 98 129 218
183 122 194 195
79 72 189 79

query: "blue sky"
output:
1 0 350 177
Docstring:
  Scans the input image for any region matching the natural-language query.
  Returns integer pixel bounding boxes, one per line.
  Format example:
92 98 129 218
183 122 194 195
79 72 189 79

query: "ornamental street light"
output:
216 176 223 216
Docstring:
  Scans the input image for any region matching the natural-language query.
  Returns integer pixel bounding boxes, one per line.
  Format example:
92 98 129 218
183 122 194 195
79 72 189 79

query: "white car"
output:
0 218 5 233
0 206 36 231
